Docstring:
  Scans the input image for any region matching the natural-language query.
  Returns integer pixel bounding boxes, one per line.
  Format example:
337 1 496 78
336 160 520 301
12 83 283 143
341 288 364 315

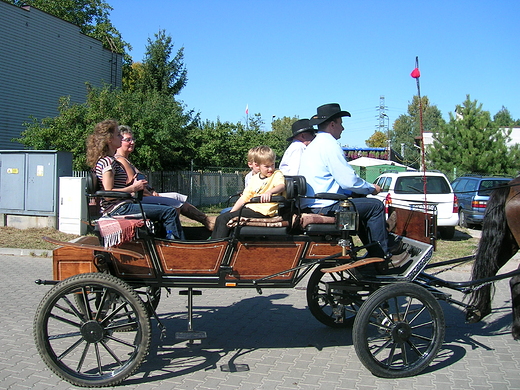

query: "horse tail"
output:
468 183 514 320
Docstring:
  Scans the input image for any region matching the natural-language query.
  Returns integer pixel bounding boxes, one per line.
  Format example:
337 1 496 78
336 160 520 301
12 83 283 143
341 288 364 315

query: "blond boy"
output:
212 146 285 238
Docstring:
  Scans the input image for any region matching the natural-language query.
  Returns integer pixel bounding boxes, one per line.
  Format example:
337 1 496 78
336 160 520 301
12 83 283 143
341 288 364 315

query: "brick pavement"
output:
1 251 520 390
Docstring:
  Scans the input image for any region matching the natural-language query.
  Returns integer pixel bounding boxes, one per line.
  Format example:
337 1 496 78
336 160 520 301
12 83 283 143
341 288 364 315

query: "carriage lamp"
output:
335 199 358 232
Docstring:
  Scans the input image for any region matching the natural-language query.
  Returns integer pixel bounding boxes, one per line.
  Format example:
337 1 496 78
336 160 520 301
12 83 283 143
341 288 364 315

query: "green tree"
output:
429 95 520 177
265 116 299 161
392 96 445 168
138 29 187 96
16 84 198 170
494 106 520 127
365 130 387 148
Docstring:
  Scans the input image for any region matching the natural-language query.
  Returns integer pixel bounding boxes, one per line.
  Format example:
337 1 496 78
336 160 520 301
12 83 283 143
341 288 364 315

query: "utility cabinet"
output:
0 151 73 225
58 176 87 235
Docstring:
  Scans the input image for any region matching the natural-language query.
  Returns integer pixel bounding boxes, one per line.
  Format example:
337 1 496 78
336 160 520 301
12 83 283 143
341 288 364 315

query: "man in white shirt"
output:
279 119 316 176
299 103 389 258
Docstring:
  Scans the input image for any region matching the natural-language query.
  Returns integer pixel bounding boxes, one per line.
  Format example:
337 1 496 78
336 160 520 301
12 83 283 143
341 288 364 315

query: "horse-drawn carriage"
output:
33 174 520 387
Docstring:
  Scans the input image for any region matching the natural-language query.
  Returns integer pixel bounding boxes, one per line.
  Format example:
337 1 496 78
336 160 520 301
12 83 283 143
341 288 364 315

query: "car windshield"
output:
477 179 510 196
394 176 451 194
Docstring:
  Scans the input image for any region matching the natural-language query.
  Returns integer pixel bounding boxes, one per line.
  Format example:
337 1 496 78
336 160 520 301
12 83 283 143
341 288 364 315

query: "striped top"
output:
95 156 130 213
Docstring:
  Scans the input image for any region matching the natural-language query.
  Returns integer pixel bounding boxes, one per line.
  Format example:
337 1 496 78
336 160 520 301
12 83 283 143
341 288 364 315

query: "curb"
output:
0 247 53 257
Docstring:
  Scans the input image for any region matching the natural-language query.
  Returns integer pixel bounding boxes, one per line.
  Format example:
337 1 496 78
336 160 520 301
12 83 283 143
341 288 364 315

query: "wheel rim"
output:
34 274 151 387
307 265 369 327
359 286 443 374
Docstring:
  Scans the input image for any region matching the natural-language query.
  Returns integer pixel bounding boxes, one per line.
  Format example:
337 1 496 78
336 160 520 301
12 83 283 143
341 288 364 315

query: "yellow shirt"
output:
240 170 285 217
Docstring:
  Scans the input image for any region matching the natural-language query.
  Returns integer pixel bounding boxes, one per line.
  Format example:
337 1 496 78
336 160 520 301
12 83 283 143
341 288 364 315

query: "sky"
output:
107 0 520 150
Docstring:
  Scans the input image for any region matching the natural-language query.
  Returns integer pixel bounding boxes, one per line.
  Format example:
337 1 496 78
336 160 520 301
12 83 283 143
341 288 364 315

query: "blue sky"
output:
107 0 520 149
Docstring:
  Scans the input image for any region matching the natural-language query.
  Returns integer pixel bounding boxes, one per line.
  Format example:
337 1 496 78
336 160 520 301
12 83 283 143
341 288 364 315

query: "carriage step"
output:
175 330 207 340
179 290 202 296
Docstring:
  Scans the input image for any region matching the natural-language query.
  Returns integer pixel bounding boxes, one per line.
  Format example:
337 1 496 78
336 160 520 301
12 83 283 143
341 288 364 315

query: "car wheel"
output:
439 226 455 240
458 210 468 228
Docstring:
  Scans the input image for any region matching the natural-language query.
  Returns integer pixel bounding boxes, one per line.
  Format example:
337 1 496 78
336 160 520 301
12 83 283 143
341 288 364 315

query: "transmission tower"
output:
376 96 390 160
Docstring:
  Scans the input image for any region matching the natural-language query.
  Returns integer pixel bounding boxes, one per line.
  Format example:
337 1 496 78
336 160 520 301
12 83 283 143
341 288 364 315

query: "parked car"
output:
451 175 512 228
371 171 459 239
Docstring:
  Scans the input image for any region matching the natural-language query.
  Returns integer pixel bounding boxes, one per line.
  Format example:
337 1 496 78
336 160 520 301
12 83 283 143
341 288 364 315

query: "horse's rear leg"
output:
511 272 520 340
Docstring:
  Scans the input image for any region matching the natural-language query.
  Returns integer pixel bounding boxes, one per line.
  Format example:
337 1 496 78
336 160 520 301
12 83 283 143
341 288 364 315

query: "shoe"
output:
389 239 406 255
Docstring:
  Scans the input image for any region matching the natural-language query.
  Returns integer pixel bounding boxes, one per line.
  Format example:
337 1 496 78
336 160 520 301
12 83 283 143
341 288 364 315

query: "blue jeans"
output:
306 197 388 257
109 202 185 240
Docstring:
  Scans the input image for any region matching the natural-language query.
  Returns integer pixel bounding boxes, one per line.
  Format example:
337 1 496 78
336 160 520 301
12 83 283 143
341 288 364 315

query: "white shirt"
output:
279 141 306 176
299 131 376 208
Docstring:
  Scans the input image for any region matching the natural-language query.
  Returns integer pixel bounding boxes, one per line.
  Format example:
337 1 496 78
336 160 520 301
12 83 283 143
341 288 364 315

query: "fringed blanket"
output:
97 217 144 248
226 215 289 228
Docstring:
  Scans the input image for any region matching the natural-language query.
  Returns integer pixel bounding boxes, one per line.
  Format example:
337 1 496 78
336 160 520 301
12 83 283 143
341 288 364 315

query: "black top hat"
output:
309 103 351 126
287 119 315 141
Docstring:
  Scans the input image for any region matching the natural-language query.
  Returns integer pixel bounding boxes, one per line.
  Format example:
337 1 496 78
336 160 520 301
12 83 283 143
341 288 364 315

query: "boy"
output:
212 146 285 239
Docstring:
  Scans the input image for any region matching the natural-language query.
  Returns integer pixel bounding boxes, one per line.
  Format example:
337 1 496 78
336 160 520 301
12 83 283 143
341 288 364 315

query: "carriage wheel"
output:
306 264 370 328
74 285 161 318
34 273 151 387
352 283 445 378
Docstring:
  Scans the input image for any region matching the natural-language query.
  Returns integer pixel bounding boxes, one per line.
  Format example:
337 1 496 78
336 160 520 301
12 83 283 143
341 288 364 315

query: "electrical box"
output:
58 176 87 235
0 151 73 217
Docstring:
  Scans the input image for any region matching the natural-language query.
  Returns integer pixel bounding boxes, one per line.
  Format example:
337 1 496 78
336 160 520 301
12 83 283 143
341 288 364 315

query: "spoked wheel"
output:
306 264 371 327
34 273 151 387
353 283 445 378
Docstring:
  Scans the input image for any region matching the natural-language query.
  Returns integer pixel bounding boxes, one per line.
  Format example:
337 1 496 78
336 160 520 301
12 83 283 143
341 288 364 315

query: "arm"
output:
115 156 156 196
259 182 285 203
102 168 147 194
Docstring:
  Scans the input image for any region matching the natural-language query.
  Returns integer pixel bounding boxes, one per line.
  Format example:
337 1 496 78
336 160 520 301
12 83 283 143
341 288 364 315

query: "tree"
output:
265 116 299 161
16 84 199 170
392 96 445 168
428 95 520 177
494 106 520 127
138 29 187 96
365 130 387 148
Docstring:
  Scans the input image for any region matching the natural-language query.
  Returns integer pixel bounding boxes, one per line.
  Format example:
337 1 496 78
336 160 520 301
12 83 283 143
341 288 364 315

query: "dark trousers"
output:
110 202 185 240
306 197 388 257
212 208 267 239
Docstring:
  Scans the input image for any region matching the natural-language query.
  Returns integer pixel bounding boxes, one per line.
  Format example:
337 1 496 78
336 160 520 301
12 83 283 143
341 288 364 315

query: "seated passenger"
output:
279 119 316 175
220 146 261 214
115 125 215 231
212 146 285 239
86 120 184 240
299 103 388 258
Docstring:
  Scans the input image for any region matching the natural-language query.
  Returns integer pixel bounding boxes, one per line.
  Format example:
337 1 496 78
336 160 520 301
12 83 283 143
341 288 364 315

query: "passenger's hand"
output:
132 179 147 192
260 193 272 203
371 184 381 195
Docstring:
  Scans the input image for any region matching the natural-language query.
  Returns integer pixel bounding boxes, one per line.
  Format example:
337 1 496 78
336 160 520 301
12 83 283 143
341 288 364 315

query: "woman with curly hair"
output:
86 119 184 240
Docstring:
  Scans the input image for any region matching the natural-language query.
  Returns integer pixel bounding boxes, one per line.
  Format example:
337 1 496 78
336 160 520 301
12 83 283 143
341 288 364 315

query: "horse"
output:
468 175 520 339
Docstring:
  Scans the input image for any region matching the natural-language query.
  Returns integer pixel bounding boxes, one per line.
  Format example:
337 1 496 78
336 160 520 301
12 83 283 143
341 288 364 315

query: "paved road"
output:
1 250 520 390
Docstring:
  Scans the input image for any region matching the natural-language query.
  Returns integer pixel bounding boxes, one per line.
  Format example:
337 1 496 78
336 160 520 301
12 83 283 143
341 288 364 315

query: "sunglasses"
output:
122 137 135 142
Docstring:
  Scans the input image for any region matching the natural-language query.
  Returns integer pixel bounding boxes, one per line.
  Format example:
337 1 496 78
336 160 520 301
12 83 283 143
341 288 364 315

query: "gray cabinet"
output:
0 151 72 216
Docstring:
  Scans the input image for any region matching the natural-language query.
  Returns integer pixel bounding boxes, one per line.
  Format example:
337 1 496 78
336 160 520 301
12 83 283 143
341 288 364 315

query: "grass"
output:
0 221 479 263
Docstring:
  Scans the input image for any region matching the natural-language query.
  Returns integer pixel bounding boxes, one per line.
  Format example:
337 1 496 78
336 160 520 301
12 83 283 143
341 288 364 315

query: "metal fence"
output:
74 170 249 207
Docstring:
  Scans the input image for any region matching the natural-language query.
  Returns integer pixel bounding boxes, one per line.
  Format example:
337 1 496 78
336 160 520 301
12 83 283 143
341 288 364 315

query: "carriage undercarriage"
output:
32 176 520 387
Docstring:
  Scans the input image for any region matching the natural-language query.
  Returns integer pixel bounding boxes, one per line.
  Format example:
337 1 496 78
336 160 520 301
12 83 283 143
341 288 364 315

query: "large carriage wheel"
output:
306 264 370 327
34 273 151 387
352 283 445 378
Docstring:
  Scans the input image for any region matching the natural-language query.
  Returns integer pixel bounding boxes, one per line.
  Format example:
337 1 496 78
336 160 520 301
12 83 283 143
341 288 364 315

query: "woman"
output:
86 120 184 240
115 125 215 231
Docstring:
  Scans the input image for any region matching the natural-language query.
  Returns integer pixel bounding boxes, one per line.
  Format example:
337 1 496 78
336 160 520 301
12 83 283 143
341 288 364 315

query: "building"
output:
0 2 122 150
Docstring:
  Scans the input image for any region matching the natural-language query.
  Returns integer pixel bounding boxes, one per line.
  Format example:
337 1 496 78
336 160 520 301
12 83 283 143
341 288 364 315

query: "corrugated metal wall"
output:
0 2 122 150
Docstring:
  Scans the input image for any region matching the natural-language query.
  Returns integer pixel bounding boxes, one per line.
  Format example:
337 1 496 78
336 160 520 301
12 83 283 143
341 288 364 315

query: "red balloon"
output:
411 68 421 78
